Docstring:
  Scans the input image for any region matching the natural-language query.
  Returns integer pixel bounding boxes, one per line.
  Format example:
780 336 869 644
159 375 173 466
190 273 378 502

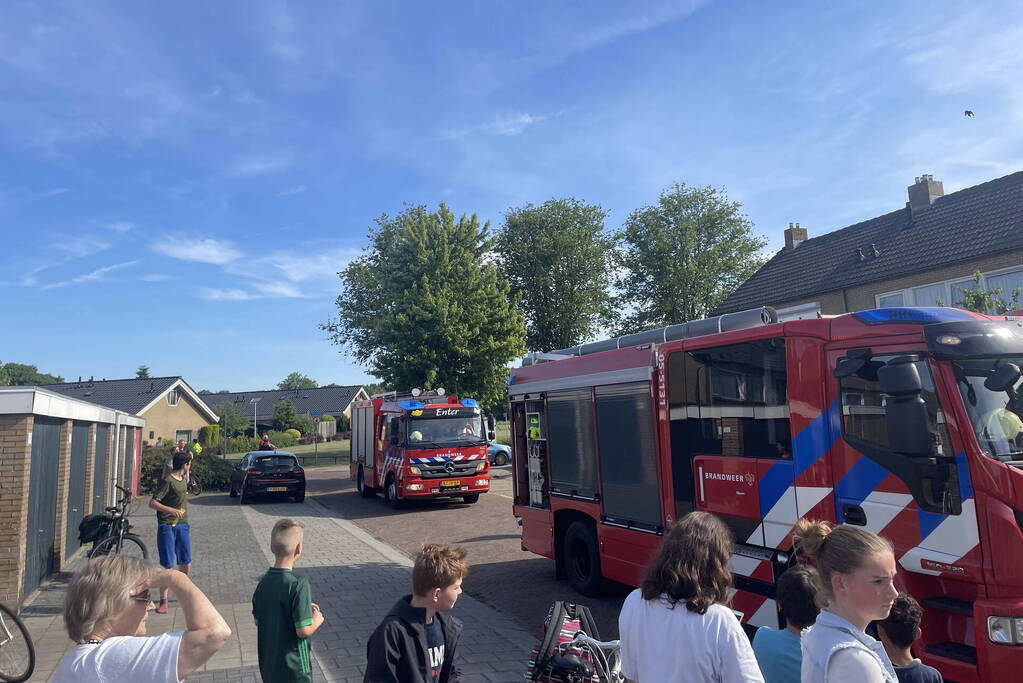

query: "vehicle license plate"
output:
267 486 288 492
441 479 460 487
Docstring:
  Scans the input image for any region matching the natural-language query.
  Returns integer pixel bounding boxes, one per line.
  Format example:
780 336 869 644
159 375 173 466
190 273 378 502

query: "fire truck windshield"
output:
406 416 485 446
952 356 1023 461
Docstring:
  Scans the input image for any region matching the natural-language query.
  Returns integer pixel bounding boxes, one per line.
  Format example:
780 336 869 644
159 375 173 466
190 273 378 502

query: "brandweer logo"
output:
704 472 756 486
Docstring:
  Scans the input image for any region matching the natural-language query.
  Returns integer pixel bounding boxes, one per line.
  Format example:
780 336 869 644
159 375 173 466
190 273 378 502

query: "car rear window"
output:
254 456 298 469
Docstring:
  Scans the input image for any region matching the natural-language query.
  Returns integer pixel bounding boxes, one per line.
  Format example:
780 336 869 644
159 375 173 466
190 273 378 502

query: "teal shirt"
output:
753 626 802 683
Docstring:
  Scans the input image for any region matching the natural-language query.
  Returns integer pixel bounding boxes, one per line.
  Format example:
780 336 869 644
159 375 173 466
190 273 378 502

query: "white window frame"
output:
776 302 820 321
167 389 179 406
874 264 1023 310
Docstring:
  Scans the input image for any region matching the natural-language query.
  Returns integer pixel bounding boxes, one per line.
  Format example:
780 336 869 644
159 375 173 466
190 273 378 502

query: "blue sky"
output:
2 0 1021 391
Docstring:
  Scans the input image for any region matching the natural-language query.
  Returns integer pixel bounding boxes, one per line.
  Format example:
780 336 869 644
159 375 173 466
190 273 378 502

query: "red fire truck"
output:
350 389 492 508
508 306 1023 682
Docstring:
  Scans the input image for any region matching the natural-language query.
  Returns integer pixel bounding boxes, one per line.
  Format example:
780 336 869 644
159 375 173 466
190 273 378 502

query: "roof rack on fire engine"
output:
370 387 448 402
520 306 778 366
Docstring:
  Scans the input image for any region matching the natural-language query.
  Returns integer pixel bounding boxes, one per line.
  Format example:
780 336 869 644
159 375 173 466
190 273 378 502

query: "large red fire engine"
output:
350 389 492 508
508 306 1023 682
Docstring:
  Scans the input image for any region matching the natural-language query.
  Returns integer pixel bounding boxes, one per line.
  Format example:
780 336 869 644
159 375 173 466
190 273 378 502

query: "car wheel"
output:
563 520 604 596
462 493 480 504
357 467 375 498
385 475 404 510
294 488 305 503
494 452 509 466
240 488 250 505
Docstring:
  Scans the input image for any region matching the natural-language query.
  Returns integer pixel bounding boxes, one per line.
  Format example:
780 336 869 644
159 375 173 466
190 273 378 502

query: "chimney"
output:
907 174 944 212
784 222 808 249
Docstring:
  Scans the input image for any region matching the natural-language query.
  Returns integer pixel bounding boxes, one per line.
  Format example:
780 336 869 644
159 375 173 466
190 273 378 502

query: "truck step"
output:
921 597 973 615
925 641 977 664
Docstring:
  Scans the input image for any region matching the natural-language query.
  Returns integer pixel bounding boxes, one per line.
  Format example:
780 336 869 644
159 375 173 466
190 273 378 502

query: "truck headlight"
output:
987 616 1023 644
476 461 487 472
475 479 489 486
406 483 424 491
409 466 421 475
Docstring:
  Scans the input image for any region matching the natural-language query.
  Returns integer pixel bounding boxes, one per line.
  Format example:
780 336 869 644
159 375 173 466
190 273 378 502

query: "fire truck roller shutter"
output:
594 382 661 530
547 388 599 500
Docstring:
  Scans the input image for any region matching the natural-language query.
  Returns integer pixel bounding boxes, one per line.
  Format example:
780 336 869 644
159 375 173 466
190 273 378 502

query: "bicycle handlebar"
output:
571 632 620 650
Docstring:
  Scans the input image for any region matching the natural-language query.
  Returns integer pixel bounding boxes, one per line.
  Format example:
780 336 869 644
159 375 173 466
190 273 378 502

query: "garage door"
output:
65 422 90 559
92 424 109 514
25 417 62 598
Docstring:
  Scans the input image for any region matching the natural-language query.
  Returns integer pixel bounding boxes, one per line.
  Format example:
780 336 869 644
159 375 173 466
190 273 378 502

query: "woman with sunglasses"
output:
53 555 231 682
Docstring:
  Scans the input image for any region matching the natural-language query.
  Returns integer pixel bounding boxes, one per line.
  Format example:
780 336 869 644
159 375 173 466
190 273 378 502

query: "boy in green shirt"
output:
149 450 193 614
252 518 325 683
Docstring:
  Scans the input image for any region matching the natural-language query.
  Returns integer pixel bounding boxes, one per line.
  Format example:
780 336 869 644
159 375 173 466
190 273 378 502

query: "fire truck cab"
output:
351 389 492 508
509 306 1023 682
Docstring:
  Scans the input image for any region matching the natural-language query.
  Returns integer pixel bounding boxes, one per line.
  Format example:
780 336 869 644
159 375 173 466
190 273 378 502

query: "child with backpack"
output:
364 544 468 683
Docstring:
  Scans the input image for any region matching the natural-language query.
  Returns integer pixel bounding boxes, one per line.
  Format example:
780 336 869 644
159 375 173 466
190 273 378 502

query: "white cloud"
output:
41 260 138 289
278 184 307 196
104 221 134 233
444 112 546 140
226 151 294 177
150 236 242 265
200 288 258 301
140 273 175 282
55 236 111 258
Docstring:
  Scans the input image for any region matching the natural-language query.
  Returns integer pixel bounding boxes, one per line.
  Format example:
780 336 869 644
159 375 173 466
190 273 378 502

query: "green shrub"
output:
228 436 259 454
336 414 351 431
294 415 315 435
319 413 335 422
198 424 220 447
190 454 234 492
286 428 301 440
268 429 297 448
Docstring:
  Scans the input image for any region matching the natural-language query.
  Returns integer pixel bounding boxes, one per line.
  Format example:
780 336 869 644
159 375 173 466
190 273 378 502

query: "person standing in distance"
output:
796 519 900 683
149 451 193 614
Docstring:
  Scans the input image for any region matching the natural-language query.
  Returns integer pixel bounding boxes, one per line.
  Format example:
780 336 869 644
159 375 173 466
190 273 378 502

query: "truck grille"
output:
417 462 479 478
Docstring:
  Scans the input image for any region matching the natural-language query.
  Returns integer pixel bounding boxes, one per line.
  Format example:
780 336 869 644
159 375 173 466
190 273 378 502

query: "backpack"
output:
78 513 112 544
525 601 601 682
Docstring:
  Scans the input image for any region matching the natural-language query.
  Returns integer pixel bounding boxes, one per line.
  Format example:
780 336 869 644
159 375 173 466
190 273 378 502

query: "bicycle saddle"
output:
550 652 594 676
105 507 119 513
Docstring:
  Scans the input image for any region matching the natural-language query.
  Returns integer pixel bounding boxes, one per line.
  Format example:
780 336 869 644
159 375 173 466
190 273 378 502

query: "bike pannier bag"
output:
525 600 601 682
78 513 112 544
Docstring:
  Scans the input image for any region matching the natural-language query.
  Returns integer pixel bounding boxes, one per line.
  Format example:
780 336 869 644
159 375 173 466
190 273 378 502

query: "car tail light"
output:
294 468 304 475
245 469 260 476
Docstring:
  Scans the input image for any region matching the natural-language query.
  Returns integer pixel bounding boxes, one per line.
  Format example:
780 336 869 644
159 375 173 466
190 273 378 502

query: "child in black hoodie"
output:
364 544 468 683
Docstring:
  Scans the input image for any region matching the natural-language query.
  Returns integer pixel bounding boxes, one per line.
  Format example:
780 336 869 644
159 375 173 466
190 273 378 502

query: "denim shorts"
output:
157 523 192 568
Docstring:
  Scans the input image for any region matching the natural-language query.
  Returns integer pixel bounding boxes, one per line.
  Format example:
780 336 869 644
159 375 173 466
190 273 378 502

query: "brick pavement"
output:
19 491 538 682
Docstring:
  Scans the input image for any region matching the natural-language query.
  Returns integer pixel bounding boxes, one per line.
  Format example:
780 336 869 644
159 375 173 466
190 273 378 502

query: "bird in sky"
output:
964 110 974 117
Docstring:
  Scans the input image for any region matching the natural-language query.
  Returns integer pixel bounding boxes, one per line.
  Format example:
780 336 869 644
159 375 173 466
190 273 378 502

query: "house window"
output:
149 430 154 439
875 265 1023 312
167 390 179 406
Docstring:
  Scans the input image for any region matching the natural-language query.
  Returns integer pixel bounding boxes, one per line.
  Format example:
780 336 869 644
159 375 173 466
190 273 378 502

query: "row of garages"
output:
0 387 144 608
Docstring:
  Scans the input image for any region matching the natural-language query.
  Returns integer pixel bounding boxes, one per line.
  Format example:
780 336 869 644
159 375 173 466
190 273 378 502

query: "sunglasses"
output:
130 590 154 604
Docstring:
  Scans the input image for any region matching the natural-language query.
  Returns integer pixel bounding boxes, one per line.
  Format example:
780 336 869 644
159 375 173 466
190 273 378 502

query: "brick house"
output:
38 376 219 445
0 387 145 607
712 171 1023 319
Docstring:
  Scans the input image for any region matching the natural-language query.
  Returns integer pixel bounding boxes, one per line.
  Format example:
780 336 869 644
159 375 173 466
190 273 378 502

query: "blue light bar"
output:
460 398 479 407
397 400 425 410
853 307 977 326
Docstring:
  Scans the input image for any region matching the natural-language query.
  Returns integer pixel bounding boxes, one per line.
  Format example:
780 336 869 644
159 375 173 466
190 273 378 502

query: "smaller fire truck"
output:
350 389 493 508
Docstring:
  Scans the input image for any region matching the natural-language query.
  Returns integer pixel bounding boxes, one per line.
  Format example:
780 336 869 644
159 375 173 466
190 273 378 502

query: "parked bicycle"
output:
0 602 35 683
549 632 623 683
81 484 149 560
186 476 202 497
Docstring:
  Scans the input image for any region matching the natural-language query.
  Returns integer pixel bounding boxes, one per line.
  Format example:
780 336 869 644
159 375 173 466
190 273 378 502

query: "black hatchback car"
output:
229 451 306 503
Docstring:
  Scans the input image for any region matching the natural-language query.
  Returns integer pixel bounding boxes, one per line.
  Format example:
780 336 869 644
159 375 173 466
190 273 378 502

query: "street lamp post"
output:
250 397 262 439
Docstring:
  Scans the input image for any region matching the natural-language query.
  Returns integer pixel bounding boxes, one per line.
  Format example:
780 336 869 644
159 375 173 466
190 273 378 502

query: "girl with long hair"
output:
618 511 764 682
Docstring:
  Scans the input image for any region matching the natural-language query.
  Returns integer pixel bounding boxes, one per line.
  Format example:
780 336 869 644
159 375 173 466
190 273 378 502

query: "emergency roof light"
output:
397 400 425 410
853 307 976 326
460 398 479 407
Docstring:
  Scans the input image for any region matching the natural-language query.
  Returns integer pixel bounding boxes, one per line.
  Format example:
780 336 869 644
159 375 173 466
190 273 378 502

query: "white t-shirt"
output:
52 631 183 683
618 589 765 683
827 648 888 683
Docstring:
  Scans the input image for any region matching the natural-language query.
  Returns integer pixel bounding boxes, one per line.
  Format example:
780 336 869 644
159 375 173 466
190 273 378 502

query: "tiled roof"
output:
713 170 1023 314
199 385 366 419
38 376 192 415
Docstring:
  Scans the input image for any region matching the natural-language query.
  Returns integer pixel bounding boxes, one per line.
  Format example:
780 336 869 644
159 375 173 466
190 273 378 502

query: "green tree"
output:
1 362 64 385
0 363 9 386
951 271 1022 314
360 382 389 397
272 400 298 431
136 365 150 379
322 203 526 409
277 372 318 390
495 198 616 352
294 415 316 435
614 183 766 332
213 401 249 437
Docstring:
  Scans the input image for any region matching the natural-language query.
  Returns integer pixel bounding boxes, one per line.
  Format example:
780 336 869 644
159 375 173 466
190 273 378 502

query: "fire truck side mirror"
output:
486 415 496 441
879 357 931 456
985 362 1022 392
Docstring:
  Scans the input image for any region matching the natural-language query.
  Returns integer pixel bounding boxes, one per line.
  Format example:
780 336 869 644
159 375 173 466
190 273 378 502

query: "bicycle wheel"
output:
187 480 202 496
90 533 149 560
0 603 35 683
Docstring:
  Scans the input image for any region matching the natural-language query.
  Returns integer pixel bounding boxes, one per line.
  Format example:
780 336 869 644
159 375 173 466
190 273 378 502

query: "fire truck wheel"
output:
385 475 404 510
563 520 604 596
462 493 480 504
357 467 375 498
